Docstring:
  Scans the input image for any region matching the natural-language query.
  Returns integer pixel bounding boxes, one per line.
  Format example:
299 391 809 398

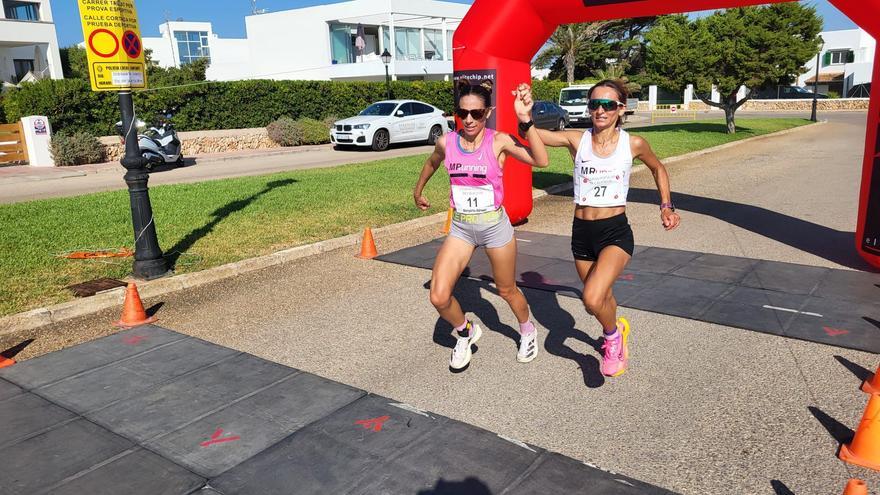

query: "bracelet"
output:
660 202 675 212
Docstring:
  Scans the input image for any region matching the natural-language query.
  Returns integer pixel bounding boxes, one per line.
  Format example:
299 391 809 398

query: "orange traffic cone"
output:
356 227 378 259
843 479 868 495
861 364 880 394
440 207 453 234
0 356 14 368
113 282 157 328
839 393 880 471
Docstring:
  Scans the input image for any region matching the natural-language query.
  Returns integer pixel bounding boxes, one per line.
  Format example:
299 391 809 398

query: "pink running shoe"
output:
600 317 630 377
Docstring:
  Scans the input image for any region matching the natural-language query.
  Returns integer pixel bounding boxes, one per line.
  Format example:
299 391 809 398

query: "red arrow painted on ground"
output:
122 335 146 345
823 326 850 337
355 415 390 432
200 428 240 447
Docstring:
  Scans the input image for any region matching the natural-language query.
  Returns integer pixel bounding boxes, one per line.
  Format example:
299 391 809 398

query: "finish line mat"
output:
0 325 674 494
377 231 880 354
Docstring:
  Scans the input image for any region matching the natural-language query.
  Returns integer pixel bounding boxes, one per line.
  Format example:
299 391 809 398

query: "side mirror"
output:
396 110 404 117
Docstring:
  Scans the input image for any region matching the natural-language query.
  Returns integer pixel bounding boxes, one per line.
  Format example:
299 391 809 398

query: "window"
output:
12 59 34 83
396 103 414 117
330 24 353 64
4 1 39 21
394 27 421 60
174 31 210 65
446 31 453 61
823 49 853 66
423 29 443 60
413 102 434 114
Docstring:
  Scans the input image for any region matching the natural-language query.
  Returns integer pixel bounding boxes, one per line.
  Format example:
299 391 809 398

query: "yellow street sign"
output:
77 0 147 91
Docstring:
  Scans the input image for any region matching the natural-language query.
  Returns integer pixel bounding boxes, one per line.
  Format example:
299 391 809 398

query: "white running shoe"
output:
517 328 538 363
449 322 482 370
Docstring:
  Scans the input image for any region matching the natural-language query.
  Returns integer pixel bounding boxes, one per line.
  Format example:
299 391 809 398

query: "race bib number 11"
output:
452 184 495 214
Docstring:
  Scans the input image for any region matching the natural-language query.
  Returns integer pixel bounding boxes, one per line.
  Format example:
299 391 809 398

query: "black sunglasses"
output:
587 99 625 111
455 108 489 120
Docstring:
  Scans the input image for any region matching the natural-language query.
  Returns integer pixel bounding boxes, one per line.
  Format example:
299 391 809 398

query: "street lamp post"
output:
118 91 169 279
811 36 825 122
381 49 392 99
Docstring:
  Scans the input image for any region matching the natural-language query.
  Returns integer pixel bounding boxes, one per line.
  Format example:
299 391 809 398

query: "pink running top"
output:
444 129 503 213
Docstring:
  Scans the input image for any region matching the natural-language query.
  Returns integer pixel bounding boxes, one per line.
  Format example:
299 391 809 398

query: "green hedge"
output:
2 78 568 135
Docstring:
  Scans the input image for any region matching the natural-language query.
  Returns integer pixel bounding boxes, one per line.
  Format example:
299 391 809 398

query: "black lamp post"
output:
381 49 392 99
119 91 169 280
811 36 825 122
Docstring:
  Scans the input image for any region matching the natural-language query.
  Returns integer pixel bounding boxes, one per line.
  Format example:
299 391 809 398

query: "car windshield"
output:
359 103 397 116
560 89 590 106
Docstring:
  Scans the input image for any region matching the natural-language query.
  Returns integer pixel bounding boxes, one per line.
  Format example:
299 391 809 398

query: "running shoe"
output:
450 322 482 369
600 317 630 377
517 326 538 363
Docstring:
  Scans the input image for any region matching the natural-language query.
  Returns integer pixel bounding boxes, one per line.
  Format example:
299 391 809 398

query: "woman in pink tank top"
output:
412 81 549 370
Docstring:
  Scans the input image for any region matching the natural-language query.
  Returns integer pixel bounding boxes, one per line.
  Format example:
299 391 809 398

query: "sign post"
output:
78 0 168 280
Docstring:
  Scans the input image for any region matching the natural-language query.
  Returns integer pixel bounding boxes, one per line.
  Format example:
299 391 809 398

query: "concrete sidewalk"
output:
3 113 877 494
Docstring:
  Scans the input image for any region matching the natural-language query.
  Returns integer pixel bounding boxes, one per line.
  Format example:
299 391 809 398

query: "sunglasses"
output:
587 99 625 111
455 108 489 120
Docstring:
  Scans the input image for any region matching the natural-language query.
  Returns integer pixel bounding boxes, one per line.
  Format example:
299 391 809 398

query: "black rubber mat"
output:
377 231 880 353
0 325 676 494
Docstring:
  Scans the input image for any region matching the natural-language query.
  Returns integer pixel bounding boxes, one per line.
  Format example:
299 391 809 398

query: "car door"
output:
391 102 418 142
411 102 435 140
532 101 549 128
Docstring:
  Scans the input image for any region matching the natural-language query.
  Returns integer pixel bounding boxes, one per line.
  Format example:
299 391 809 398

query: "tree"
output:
544 17 657 84
534 22 609 84
646 4 821 133
59 46 89 80
592 61 641 96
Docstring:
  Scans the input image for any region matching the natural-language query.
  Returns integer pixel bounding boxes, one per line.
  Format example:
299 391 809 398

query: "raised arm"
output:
413 136 446 210
631 134 680 231
500 83 549 168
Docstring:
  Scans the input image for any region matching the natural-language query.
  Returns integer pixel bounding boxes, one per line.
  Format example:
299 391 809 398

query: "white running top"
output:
573 128 633 207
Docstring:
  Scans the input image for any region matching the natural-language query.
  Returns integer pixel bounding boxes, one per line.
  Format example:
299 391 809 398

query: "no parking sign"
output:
77 0 147 91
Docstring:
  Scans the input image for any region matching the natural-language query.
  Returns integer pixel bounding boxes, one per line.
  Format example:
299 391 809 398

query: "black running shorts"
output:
571 213 635 261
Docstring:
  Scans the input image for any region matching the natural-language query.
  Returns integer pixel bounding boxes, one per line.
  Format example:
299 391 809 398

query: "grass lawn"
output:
0 118 810 318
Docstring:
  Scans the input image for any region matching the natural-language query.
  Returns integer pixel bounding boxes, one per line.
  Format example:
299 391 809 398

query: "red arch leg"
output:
855 48 880 269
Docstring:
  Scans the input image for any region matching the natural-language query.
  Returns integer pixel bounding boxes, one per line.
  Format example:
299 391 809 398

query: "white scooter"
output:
115 111 184 170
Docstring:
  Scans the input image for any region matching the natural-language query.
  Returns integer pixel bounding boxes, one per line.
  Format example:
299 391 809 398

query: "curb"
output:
0 210 450 337
0 121 821 337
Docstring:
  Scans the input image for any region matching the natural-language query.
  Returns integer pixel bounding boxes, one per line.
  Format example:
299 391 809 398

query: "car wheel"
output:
371 129 390 151
427 125 443 145
557 119 566 131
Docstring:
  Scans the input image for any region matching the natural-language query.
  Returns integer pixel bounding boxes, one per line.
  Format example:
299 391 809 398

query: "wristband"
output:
660 202 675 212
518 120 534 133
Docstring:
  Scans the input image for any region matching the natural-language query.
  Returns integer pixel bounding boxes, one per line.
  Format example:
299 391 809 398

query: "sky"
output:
53 0 858 47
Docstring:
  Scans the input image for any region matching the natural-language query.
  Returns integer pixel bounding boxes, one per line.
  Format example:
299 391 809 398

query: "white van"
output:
559 84 639 126
558 85 593 126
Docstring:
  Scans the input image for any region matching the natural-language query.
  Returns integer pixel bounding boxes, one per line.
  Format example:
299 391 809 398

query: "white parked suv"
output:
330 100 449 151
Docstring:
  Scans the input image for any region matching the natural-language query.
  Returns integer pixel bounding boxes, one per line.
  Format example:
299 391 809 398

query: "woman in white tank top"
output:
537 79 681 378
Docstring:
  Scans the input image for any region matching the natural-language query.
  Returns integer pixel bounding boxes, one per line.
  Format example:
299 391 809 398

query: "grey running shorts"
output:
448 208 515 249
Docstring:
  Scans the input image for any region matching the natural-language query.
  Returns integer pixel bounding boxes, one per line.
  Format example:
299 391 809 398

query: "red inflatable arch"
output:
453 0 880 269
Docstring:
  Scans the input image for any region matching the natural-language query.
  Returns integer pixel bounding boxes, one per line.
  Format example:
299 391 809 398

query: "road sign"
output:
78 0 147 91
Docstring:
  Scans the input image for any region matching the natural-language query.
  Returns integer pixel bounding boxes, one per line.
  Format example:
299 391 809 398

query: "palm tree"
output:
534 22 609 84
592 61 642 95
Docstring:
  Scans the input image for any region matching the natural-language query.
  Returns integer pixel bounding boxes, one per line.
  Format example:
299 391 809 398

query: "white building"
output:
143 0 468 82
798 28 875 97
245 0 467 82
143 21 251 81
0 0 63 84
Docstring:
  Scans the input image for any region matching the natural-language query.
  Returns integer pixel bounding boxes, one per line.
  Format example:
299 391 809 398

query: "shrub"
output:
50 131 106 166
298 118 331 145
827 90 840 99
266 117 303 147
5 78 571 135
322 115 338 128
